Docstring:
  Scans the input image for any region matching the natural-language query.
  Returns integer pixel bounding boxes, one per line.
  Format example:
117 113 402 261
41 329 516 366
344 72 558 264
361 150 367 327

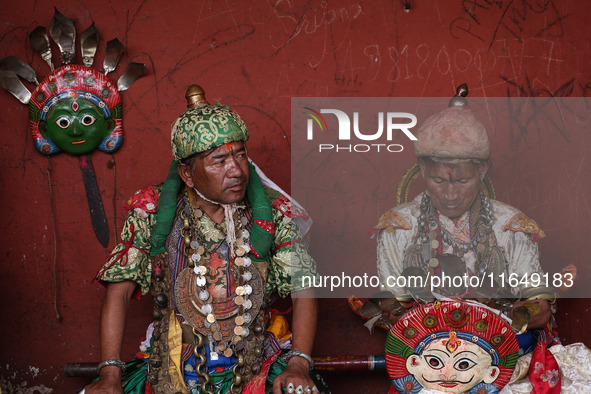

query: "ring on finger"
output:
287 382 295 393
304 386 312 393
296 385 304 394
312 385 319 392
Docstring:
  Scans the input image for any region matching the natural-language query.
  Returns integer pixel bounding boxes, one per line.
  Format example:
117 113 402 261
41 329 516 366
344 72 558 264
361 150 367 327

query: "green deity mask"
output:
1 10 147 249
39 97 115 155
29 65 124 155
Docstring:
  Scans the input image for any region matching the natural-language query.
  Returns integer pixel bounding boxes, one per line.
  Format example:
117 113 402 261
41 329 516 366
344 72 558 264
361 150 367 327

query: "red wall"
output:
0 1 590 392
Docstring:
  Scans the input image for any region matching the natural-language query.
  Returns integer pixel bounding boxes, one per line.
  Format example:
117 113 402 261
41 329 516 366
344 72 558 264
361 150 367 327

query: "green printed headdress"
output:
171 85 249 160
151 85 273 259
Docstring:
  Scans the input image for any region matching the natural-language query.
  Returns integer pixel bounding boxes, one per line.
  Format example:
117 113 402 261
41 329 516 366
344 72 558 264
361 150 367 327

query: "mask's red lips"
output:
71 140 87 145
438 382 459 388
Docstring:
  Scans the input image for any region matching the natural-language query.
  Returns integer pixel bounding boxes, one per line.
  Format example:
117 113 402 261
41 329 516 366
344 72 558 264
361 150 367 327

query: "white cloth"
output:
249 159 313 237
500 343 591 393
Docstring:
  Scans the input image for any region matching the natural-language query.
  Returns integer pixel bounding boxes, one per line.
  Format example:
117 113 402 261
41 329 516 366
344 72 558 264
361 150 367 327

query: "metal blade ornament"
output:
510 305 531 334
103 38 124 75
0 56 38 84
117 62 147 91
29 26 54 71
368 291 403 316
0 70 31 104
49 8 76 65
79 155 110 248
400 266 434 303
80 23 100 68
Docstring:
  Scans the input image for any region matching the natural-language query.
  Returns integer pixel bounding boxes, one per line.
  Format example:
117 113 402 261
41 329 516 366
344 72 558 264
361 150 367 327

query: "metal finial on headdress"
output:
185 84 208 108
448 83 469 107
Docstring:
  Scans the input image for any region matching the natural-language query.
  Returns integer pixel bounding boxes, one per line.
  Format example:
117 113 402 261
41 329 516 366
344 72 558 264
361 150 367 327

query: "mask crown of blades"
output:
0 8 146 105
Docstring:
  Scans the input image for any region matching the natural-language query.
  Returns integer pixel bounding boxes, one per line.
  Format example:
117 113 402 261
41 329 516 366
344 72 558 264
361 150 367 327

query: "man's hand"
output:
83 366 123 394
273 356 318 393
275 291 318 393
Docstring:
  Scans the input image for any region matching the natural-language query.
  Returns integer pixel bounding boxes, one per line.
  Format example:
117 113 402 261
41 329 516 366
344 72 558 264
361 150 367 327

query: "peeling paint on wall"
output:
1 376 54 394
0 364 56 394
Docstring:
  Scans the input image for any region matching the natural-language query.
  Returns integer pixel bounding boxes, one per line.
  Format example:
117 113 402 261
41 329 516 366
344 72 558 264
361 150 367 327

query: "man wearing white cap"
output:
375 88 553 331
373 87 591 393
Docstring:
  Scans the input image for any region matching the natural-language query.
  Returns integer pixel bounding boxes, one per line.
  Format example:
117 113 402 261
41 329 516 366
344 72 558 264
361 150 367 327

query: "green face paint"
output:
39 97 114 155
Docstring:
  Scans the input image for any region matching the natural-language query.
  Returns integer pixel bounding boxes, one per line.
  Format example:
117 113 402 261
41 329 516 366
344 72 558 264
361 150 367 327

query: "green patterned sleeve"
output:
95 203 156 297
266 207 319 298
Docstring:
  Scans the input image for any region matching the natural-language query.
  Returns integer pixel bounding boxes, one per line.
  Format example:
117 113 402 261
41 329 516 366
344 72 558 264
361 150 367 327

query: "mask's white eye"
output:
55 115 71 129
81 114 97 126
425 355 444 370
454 358 476 371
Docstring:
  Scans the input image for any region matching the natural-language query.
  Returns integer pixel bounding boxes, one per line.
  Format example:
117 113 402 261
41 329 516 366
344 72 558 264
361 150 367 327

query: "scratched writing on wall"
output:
449 0 569 49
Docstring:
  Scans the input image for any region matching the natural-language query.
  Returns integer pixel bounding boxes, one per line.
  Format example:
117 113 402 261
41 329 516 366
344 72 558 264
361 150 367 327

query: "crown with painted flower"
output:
386 300 519 392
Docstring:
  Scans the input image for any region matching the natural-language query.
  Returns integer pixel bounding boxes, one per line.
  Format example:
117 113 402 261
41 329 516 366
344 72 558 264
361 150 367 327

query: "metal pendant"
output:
476 243 486 254
174 265 264 342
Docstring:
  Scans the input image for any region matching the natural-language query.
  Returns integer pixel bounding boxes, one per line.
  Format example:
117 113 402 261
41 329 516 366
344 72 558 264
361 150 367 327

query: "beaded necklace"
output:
417 191 494 275
176 187 263 354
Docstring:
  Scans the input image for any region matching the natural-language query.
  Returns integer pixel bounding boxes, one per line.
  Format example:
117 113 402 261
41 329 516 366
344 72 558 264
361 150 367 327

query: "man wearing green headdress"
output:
85 87 326 394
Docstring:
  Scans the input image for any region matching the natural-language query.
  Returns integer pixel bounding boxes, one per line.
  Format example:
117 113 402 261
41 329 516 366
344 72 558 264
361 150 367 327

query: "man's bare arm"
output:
85 280 137 394
273 289 318 393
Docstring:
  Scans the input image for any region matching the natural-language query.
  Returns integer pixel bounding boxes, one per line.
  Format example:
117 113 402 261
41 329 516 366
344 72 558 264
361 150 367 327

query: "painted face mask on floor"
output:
386 300 519 394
